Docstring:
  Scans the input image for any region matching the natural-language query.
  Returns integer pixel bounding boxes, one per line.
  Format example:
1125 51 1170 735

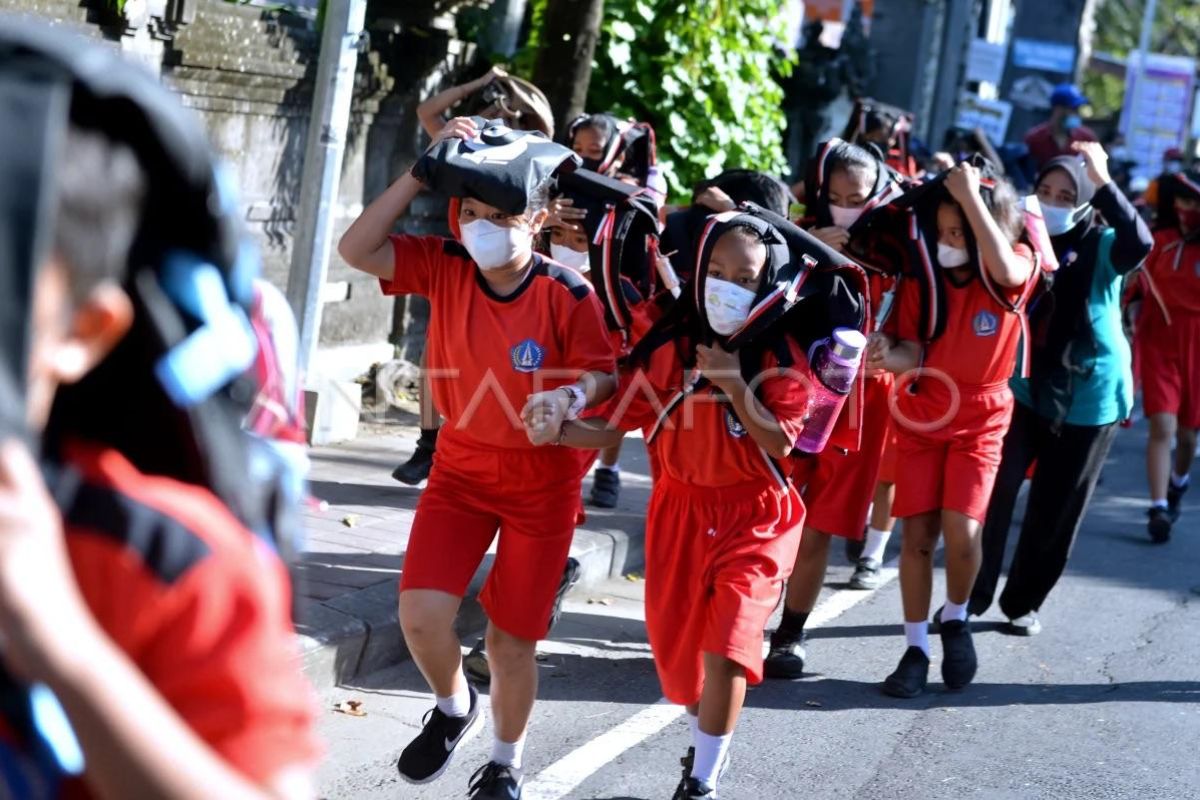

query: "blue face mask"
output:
1064 114 1082 131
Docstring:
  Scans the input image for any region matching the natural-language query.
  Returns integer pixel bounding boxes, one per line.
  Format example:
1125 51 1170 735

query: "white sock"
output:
491 735 525 770
1171 472 1190 488
435 678 471 718
860 526 893 562
598 462 620 474
942 599 968 622
904 621 929 656
691 728 732 787
1152 498 1168 509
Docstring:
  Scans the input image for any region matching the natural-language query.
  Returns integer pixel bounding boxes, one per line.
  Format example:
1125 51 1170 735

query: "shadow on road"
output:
746 677 1200 712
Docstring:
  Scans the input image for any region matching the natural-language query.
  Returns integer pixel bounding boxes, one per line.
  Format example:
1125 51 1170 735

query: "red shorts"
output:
891 379 1014 524
795 375 892 540
399 432 588 640
1138 312 1200 428
877 420 899 485
644 476 804 705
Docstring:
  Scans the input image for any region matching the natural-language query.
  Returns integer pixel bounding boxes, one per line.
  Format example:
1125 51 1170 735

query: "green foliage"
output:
589 0 792 199
515 0 791 200
1084 0 1200 119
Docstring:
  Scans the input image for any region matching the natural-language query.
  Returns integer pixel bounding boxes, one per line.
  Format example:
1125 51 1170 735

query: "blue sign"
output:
1012 38 1076 74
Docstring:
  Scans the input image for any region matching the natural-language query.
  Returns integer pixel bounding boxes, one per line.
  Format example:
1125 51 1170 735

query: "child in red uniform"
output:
868 163 1034 697
1134 169 1200 542
0 27 320 798
766 139 906 678
548 169 672 507
338 116 616 800
548 211 825 799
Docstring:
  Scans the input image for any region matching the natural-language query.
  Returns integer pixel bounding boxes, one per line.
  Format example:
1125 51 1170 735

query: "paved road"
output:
314 422 1200 799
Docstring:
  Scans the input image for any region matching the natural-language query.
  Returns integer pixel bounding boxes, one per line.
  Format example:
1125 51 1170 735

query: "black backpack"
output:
555 169 663 344
413 116 580 214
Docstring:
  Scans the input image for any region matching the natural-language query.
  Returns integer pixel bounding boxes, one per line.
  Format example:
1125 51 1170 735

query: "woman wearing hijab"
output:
967 142 1152 634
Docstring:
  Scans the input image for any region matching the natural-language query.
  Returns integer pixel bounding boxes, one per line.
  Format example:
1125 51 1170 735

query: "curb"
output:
295 507 646 692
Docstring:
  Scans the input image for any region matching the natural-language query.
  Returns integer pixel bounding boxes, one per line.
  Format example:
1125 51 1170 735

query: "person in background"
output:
1130 168 1200 544
766 140 904 679
869 164 1034 698
1142 147 1188 225
1022 84 1097 171
970 143 1152 632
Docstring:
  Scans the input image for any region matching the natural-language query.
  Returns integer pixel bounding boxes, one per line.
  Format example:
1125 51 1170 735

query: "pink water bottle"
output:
795 327 867 454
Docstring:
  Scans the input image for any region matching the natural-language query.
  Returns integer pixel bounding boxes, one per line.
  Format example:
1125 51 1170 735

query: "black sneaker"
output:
940 619 978 690
671 747 726 800
463 638 490 686
468 761 523 799
588 467 620 508
849 557 882 590
392 430 437 486
845 535 865 563
397 685 482 784
763 630 807 679
549 557 582 633
1147 506 1172 544
673 777 718 799
882 646 929 698
1167 480 1189 521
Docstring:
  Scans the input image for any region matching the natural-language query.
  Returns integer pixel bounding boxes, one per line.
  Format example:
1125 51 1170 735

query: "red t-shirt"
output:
1142 228 1200 319
1022 122 1098 169
381 235 616 450
893 245 1035 388
610 340 812 488
54 443 320 796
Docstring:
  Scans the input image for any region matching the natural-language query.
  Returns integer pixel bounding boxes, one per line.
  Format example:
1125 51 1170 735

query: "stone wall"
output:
1 0 483 372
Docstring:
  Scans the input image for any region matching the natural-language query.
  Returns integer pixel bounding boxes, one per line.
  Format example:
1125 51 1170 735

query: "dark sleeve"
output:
1093 183 1153 275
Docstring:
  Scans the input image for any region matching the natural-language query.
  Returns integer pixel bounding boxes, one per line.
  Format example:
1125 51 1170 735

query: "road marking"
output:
522 553 904 800
522 699 681 800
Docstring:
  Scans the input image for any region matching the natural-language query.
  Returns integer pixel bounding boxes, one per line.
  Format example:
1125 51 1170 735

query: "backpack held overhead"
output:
413 117 581 215
555 168 663 341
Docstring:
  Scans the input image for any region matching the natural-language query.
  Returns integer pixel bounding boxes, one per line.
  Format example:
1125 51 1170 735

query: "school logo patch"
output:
510 339 546 373
725 409 748 438
973 310 999 337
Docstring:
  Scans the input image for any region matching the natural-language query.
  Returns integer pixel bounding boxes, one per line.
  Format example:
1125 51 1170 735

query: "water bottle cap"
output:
831 327 867 360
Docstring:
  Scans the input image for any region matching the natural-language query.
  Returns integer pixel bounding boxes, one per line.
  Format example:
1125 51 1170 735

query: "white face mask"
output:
550 243 590 273
937 242 970 268
1040 202 1088 236
829 203 864 229
460 218 530 271
704 277 757 336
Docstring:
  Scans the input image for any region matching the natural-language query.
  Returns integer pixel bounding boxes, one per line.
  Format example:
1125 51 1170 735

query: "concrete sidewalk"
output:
292 418 650 690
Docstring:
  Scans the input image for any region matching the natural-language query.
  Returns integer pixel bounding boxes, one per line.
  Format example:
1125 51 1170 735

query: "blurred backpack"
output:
464 72 555 138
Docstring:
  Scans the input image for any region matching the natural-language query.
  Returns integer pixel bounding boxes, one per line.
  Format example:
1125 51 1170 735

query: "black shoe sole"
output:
763 659 806 680
392 461 433 486
881 677 926 698
1148 517 1172 543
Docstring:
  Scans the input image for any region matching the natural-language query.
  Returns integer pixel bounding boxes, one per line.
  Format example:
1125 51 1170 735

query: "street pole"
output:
286 0 367 378
1125 0 1158 165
